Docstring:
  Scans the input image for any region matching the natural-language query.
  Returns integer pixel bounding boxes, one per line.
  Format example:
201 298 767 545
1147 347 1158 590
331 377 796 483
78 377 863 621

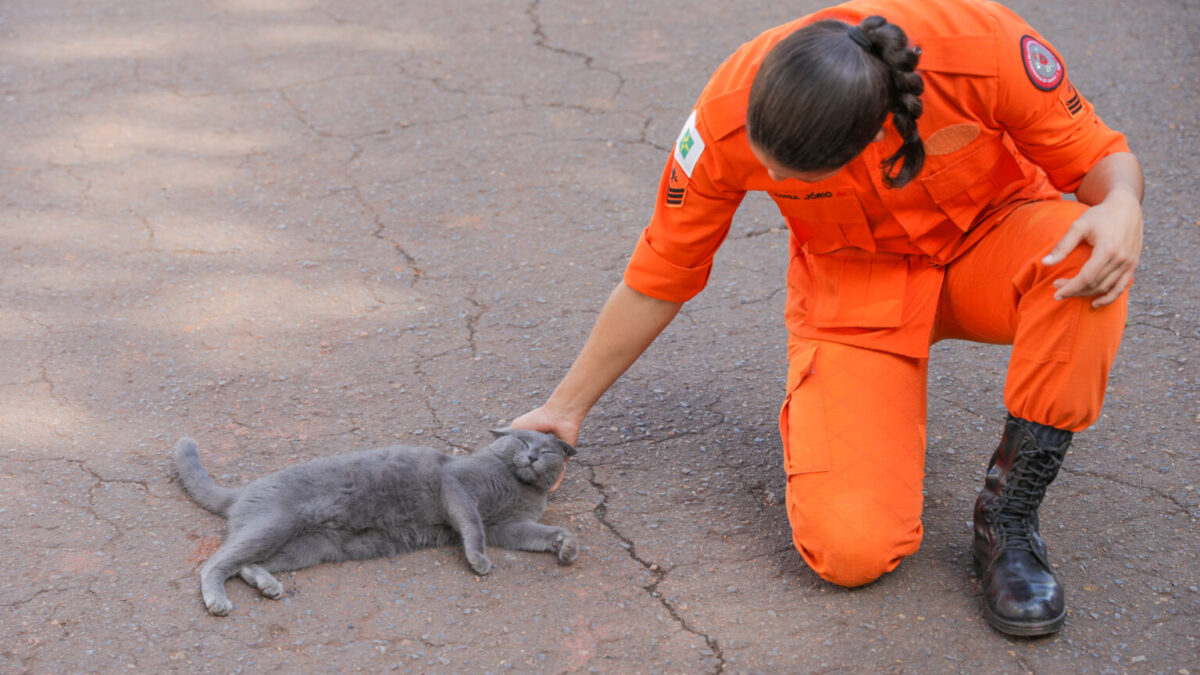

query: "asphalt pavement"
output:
1 0 1197 672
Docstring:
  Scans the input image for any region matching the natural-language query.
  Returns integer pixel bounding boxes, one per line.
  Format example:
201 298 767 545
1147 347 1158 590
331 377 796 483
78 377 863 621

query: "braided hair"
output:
746 16 925 188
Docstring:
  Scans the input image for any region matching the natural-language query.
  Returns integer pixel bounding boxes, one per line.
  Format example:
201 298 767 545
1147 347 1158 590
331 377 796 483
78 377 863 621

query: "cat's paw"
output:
468 553 493 576
260 579 284 599
204 595 233 616
553 531 579 565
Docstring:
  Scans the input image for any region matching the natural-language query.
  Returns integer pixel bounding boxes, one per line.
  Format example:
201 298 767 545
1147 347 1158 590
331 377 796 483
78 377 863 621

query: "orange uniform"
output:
621 0 1131 586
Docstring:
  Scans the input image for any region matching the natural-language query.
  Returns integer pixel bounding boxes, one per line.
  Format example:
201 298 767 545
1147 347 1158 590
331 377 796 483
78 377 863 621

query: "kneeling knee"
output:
793 527 919 588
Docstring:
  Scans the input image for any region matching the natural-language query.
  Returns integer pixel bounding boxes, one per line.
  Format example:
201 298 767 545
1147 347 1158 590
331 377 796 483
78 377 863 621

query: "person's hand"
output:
1042 188 1142 308
510 405 582 447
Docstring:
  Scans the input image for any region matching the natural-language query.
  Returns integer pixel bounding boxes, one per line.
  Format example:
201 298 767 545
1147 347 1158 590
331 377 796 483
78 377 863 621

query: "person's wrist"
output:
1102 184 1142 209
542 392 587 429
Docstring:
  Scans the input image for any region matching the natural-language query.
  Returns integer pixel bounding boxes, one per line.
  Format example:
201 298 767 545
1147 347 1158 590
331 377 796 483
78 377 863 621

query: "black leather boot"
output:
973 414 1072 636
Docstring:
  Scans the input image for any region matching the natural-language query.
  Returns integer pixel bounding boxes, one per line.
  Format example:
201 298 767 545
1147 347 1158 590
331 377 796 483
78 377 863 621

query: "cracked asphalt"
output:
2 0 1197 672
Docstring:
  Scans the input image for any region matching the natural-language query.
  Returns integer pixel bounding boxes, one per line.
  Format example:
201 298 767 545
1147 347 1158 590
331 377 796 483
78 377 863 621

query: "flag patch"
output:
673 110 706 178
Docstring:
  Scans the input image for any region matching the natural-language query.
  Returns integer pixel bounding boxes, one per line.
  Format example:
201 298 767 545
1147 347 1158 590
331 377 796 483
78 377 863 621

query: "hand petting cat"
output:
510 405 582 447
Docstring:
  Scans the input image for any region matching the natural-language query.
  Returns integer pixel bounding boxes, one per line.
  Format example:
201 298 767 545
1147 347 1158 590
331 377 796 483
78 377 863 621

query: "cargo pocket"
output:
778 343 829 475
920 137 1025 231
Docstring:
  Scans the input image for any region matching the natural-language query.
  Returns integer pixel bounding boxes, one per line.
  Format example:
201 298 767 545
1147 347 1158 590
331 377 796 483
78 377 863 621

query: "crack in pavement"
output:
732 285 784 309
737 225 787 239
526 0 625 102
1126 320 1200 341
411 358 475 454
1060 466 1199 518
0 586 80 610
353 185 425 286
464 295 485 360
579 459 727 673
928 393 996 424
584 416 729 451
393 59 524 103
638 112 671 153
272 86 432 289
45 159 92 209
128 210 157 254
6 455 151 558
277 87 349 144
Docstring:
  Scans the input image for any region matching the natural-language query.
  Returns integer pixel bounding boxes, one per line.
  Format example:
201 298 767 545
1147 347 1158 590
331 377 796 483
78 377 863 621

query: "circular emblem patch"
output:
1021 35 1063 91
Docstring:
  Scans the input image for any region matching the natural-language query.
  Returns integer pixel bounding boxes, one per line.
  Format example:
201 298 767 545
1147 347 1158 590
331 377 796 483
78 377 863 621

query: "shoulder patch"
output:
673 111 707 178
1020 35 1064 91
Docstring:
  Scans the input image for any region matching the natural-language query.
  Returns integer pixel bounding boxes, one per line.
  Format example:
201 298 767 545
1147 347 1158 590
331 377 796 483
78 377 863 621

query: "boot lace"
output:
994 445 1066 553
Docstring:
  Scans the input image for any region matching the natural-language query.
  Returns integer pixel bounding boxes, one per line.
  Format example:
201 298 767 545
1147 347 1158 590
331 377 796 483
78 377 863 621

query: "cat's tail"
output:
173 438 239 516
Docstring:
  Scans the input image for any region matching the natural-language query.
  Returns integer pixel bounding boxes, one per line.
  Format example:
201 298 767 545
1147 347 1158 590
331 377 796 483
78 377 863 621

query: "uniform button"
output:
926 258 941 267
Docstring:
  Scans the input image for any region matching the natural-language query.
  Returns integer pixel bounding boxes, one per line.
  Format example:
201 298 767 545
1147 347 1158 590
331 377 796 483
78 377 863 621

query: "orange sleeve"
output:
986 5 1130 194
623 113 746 303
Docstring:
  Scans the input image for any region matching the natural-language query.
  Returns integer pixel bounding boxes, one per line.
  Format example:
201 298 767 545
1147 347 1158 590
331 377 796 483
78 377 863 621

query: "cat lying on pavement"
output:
174 428 577 616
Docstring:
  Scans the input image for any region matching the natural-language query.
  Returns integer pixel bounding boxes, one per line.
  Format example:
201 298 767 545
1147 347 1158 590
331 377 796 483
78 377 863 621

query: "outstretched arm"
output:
512 281 683 445
488 520 579 564
1041 152 1144 307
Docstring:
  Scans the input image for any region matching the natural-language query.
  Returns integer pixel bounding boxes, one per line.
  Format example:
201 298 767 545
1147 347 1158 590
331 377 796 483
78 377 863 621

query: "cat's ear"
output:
489 427 513 438
558 439 577 457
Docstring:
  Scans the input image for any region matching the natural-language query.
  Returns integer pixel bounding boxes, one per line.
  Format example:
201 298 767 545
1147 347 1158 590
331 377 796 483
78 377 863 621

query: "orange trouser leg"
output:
779 200 1128 587
935 200 1129 432
780 340 927 587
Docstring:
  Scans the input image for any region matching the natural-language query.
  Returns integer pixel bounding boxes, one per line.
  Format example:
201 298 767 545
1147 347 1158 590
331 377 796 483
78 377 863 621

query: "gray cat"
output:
174 428 578 616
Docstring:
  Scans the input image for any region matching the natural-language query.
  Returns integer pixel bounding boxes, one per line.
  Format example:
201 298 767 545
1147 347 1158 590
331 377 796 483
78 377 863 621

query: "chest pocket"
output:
920 137 1026 231
775 192 875 254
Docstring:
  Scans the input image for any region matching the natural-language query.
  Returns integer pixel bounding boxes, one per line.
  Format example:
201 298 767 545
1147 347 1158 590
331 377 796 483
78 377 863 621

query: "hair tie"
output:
847 26 876 53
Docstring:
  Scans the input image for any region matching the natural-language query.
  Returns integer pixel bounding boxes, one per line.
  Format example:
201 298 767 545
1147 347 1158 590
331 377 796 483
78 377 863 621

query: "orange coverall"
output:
622 0 1131 586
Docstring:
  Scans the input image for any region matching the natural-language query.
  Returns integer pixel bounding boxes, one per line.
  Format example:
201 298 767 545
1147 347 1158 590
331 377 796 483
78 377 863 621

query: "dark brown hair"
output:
746 16 925 188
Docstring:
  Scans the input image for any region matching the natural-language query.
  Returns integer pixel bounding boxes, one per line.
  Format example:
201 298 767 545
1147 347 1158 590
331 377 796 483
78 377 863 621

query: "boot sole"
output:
973 547 1066 637
983 606 1065 637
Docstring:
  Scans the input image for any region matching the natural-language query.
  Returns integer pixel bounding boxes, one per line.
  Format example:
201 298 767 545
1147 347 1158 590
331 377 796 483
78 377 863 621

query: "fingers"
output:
1090 264 1131 302
510 408 581 446
1089 269 1134 308
509 410 545 432
1042 224 1087 266
1052 256 1131 304
1051 252 1108 300
1051 230 1138 301
1043 222 1096 298
510 413 559 439
1045 195 1142 306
